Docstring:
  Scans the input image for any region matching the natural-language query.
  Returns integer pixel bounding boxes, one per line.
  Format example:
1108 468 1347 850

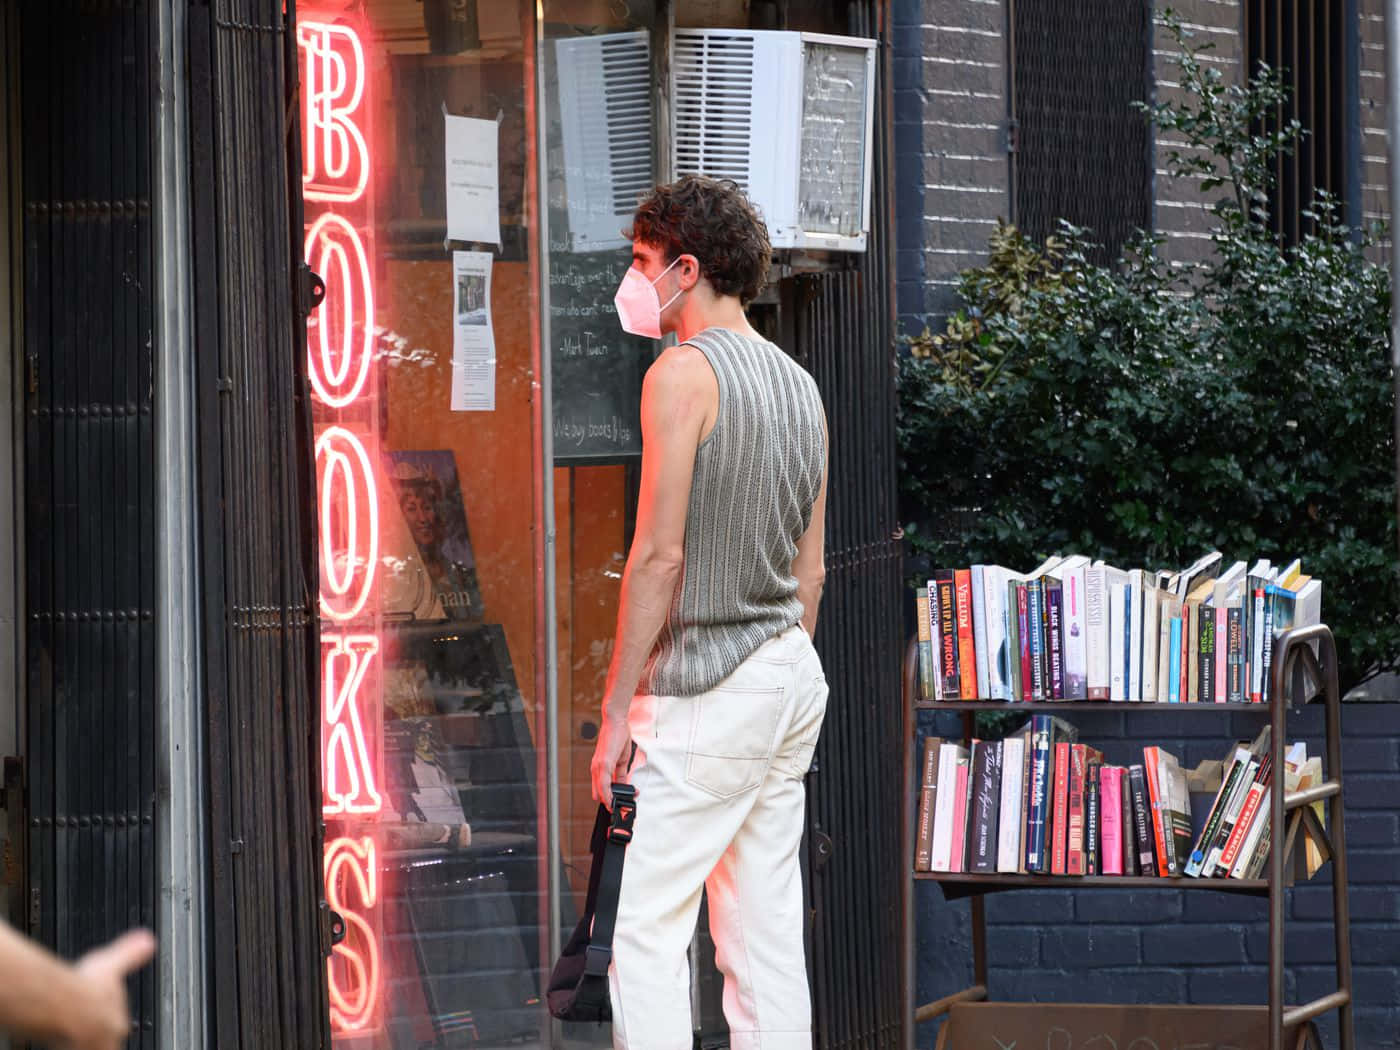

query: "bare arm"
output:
792 415 829 640
591 345 713 804
0 923 155 1050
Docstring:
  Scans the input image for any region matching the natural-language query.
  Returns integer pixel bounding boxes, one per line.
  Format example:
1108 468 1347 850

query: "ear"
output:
676 253 702 290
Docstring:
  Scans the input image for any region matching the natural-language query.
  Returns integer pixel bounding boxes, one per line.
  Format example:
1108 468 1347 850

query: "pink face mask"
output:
613 256 685 339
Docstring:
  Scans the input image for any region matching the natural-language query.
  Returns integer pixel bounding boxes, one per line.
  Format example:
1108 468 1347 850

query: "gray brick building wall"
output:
914 703 1400 1049
897 1 1393 328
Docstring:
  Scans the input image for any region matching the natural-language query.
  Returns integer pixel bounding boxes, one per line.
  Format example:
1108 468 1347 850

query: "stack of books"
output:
913 553 1323 703
912 717 1330 881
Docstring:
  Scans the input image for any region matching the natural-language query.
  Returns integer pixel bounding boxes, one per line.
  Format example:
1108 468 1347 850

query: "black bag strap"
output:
581 782 637 979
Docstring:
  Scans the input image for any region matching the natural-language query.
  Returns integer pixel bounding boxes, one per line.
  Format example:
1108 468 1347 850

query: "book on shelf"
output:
955 570 978 701
931 742 967 872
971 566 991 702
1099 765 1124 876
1046 578 1066 700
1157 750 1193 874
1059 555 1090 700
1050 740 1071 875
1028 579 1047 702
1106 566 1129 702
996 729 1028 873
1085 562 1110 700
935 572 959 700
947 745 973 871
1128 764 1157 876
1085 752 1103 875
1141 747 1173 875
1140 576 1160 703
914 736 942 871
916 588 937 703
1121 765 1139 875
968 739 1002 874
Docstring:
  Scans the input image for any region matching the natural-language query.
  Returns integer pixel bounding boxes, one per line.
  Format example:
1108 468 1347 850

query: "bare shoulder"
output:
644 343 718 401
643 343 719 437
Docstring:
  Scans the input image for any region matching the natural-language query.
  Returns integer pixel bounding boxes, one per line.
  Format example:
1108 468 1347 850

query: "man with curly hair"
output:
590 174 830 1050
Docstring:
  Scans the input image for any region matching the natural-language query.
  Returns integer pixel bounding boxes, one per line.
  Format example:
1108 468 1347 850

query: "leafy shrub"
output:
897 15 1398 691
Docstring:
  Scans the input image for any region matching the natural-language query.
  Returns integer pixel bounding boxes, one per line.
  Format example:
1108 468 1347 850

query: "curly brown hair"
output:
624 175 772 305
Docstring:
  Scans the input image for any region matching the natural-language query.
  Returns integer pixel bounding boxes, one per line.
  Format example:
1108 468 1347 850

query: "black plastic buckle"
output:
609 783 637 844
584 943 613 977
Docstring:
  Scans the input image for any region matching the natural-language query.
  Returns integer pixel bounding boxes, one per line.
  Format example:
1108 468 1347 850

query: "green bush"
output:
897 15 1399 692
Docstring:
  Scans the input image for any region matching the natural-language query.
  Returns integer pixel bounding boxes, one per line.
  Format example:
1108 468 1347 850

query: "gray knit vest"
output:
644 327 827 697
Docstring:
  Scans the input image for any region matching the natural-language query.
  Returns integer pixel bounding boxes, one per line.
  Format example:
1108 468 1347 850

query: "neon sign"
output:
325 836 382 1032
300 14 383 1036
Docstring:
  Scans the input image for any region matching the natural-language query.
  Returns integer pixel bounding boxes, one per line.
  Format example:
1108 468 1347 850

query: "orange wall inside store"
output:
382 257 626 898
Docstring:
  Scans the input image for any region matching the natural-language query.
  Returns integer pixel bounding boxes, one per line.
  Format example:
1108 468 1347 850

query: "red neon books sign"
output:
299 14 382 1036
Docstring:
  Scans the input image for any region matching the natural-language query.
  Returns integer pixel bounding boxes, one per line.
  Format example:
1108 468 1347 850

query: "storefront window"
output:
302 3 548 1044
538 4 658 1032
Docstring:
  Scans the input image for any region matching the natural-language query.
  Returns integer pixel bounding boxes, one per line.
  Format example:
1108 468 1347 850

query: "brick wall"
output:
914 703 1400 1049
1151 1 1244 268
892 0 928 336
900 0 1010 334
1359 0 1392 261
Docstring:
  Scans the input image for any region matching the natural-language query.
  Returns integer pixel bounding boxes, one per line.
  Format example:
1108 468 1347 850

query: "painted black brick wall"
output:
914 703 1400 1049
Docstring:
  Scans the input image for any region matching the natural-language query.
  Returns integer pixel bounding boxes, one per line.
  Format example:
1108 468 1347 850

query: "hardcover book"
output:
955 569 978 701
916 586 937 701
1197 603 1216 705
1016 582 1033 703
1067 743 1087 875
1128 764 1157 876
1028 579 1046 702
1128 569 1144 701
1051 740 1071 875
931 742 968 872
1085 753 1102 875
1107 570 1128 702
1142 747 1172 875
1046 579 1066 700
915 736 942 871
1157 749 1193 874
1058 555 1091 700
971 565 990 701
1024 716 1059 872
1085 562 1110 700
1100 765 1124 876
936 572 959 700
1226 602 1245 703
1140 577 1160 703
968 739 1002 873
950 746 973 872
997 731 1028 873
1121 767 1139 875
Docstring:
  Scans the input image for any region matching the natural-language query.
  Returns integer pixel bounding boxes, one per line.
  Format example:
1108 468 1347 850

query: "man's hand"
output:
590 711 633 810
64 930 157 1050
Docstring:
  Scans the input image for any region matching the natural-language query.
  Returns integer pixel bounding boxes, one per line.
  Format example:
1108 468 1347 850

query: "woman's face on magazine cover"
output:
400 489 442 549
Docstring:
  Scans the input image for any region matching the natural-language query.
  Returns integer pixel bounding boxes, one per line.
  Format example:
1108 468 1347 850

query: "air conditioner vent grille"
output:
672 32 755 188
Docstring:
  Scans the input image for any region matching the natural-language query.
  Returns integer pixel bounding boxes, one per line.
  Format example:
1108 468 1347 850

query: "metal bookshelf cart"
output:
901 624 1355 1050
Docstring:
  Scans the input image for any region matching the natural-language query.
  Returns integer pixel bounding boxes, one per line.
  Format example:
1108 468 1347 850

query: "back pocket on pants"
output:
684 685 783 799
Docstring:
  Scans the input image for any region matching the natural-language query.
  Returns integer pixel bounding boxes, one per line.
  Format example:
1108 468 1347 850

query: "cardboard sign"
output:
935 1003 1318 1050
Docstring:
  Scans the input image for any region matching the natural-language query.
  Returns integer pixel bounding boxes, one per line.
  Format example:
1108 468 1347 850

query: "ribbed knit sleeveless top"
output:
644 327 827 697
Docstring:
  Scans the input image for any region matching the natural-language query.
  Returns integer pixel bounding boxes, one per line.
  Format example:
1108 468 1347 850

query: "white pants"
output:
609 625 829 1050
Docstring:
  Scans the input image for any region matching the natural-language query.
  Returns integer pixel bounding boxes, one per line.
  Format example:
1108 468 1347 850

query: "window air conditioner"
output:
554 31 655 253
554 29 877 254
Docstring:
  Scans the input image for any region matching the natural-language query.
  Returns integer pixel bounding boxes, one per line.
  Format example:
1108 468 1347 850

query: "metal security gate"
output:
19 3 159 1048
188 0 330 1046
782 3 905 1048
1011 0 1152 264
